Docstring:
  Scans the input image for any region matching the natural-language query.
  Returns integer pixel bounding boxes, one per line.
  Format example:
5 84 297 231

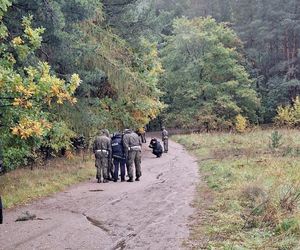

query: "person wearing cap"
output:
161 126 169 153
123 129 142 182
93 129 112 183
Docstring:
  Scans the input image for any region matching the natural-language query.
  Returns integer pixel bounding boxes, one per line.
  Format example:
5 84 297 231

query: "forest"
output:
0 0 299 171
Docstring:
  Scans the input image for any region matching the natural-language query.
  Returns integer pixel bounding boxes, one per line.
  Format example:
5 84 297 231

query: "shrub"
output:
3 146 31 171
275 97 300 127
269 131 283 150
235 114 247 133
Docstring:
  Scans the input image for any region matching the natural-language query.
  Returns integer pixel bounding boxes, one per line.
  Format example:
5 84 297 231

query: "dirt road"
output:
0 140 198 250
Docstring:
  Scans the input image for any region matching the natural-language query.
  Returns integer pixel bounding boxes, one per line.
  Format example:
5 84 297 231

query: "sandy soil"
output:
0 139 199 250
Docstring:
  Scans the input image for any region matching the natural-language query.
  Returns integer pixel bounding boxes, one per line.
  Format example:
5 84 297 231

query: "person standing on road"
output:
123 129 142 182
93 129 111 183
111 133 126 182
137 127 147 143
161 126 169 153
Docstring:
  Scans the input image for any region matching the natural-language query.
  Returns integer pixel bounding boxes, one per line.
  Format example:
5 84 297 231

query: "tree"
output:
0 7 79 169
161 17 260 130
6 0 163 136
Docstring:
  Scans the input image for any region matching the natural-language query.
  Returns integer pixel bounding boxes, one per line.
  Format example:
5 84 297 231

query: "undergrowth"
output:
175 129 300 249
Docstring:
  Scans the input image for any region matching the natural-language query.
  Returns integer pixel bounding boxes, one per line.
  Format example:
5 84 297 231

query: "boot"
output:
97 178 101 183
103 179 109 183
135 177 140 181
127 177 133 182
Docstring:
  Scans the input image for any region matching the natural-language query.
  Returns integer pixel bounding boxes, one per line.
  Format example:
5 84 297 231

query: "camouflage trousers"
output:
163 139 168 152
95 152 109 181
127 150 142 179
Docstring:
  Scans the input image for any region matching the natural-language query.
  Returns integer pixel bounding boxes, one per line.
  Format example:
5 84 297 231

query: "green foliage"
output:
7 0 163 131
161 17 260 129
42 121 75 153
269 131 283 150
0 7 79 170
275 97 300 127
2 143 31 171
113 0 300 124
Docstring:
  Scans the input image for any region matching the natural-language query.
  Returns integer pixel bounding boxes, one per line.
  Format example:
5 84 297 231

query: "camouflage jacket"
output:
93 135 111 155
162 129 169 141
123 132 142 153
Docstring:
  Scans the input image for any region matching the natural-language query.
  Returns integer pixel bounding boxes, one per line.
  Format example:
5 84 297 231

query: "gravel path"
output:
0 139 199 250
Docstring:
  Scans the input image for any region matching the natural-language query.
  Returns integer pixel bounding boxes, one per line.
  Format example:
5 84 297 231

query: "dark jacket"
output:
111 134 126 159
149 138 163 156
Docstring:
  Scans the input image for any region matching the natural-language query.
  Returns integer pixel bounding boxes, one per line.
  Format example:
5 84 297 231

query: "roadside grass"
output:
0 156 95 209
174 129 300 249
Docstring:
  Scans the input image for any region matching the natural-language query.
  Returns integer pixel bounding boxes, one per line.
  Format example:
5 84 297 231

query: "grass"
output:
174 129 300 249
0 156 95 209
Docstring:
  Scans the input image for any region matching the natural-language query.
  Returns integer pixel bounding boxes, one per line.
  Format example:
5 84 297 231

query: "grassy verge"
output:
174 129 300 249
0 156 95 209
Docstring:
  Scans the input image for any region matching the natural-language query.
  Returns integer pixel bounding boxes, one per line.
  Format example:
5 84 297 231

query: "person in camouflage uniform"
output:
123 129 142 182
93 129 111 183
137 127 146 143
161 126 169 153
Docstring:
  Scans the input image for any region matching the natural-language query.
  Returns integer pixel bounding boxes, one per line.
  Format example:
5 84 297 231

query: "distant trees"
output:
111 0 300 126
161 17 259 130
231 0 300 122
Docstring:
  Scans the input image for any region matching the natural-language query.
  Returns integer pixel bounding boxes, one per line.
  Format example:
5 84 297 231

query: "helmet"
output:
123 129 132 134
101 129 110 137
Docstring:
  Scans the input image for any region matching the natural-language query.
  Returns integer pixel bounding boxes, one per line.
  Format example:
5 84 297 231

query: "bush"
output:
235 114 247 133
269 131 283 150
275 96 300 127
3 146 31 171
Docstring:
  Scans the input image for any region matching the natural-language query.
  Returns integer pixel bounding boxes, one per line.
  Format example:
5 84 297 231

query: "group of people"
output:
92 127 169 183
